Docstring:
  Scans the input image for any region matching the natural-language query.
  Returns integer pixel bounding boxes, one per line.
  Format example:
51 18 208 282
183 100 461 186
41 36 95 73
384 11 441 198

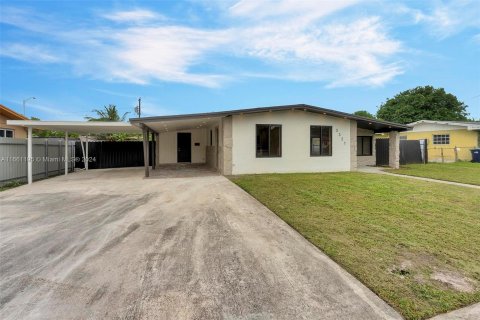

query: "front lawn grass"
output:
231 172 480 320
385 162 480 186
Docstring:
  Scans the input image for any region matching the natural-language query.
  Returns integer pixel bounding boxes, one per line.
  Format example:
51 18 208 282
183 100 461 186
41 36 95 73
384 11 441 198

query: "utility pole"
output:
23 96 36 117
134 97 141 118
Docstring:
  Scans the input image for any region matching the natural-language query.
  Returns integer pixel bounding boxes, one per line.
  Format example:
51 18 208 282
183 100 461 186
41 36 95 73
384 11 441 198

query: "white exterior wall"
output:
231 110 352 174
357 128 376 167
158 128 207 164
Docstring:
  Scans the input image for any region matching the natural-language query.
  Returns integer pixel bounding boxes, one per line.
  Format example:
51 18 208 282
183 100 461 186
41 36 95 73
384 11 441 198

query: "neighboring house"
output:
131 104 408 175
0 104 28 138
401 120 480 162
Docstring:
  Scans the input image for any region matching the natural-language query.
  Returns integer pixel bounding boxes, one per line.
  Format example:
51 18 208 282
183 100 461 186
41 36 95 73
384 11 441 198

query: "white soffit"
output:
143 117 223 132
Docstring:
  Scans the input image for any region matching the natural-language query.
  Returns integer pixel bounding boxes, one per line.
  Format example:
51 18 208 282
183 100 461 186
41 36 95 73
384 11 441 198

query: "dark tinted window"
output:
256 124 282 157
311 126 332 156
357 136 372 156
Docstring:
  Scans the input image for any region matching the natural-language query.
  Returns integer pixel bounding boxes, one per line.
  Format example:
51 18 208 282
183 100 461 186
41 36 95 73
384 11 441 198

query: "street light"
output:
23 97 36 117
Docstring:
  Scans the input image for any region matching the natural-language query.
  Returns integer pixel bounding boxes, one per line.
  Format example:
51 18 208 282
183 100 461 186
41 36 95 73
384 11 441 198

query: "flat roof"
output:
408 120 480 131
6 120 141 134
130 104 409 133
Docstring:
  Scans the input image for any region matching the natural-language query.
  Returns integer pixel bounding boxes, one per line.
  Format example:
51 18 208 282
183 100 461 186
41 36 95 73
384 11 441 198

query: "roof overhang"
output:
6 120 141 134
131 104 408 133
0 104 29 120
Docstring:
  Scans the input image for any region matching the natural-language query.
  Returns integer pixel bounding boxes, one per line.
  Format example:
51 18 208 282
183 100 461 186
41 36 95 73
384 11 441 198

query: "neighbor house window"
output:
256 124 282 157
209 130 213 146
310 126 332 156
0 129 14 138
433 134 450 145
357 136 372 156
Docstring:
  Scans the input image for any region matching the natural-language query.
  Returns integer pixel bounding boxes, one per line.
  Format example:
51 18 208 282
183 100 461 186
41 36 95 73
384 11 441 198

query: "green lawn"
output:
231 172 480 320
385 162 480 186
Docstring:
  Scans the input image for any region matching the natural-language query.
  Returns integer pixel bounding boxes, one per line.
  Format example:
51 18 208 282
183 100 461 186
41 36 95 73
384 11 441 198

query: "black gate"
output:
375 138 427 166
400 140 422 165
75 141 154 169
375 138 389 166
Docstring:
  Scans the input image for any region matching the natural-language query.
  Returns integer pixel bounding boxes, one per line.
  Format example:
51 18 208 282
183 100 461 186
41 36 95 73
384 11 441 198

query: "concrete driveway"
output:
0 167 401 319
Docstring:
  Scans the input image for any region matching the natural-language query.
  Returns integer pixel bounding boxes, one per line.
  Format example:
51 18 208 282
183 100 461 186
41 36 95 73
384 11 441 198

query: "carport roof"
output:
6 120 141 134
130 104 408 133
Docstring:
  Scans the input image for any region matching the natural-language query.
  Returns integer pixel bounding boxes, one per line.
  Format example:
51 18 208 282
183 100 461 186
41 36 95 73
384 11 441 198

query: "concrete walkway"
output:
357 166 480 189
429 302 480 320
0 167 402 320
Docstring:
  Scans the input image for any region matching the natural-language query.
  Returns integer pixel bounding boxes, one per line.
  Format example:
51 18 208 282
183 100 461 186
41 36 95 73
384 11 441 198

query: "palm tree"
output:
85 104 130 122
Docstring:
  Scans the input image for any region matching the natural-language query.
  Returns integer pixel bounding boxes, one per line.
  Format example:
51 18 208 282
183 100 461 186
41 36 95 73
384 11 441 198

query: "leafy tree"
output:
85 104 130 122
353 110 376 119
376 86 468 124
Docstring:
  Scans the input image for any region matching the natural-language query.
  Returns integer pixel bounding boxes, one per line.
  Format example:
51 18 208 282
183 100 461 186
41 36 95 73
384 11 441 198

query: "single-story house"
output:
401 120 480 162
130 104 408 176
0 104 28 138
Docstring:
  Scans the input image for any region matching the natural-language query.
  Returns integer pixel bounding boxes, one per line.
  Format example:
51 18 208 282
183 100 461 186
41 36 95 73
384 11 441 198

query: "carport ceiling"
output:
7 120 141 134
142 117 223 133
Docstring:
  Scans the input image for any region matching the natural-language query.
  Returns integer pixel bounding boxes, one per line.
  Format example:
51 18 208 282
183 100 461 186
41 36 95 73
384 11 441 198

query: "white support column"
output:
65 131 69 175
27 126 33 184
389 131 400 169
85 135 89 170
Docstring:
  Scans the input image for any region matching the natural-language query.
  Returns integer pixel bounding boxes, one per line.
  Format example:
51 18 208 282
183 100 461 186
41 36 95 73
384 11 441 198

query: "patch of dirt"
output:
390 251 478 292
389 260 413 278
431 271 476 293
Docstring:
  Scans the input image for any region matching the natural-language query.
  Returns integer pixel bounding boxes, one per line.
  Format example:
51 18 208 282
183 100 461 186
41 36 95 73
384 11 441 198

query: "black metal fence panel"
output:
75 141 153 169
399 140 423 165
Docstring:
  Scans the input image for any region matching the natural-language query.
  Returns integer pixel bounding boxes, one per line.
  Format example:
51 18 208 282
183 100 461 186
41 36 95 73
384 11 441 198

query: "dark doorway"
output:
177 132 191 163
375 138 389 166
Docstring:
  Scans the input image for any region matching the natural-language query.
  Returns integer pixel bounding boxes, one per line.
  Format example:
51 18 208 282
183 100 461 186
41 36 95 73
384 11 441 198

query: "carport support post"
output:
65 131 69 175
142 125 149 178
389 131 400 169
27 126 33 184
85 135 89 171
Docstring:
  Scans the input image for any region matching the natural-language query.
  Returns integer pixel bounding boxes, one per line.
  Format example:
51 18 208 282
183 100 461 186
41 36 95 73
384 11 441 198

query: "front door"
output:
177 132 191 163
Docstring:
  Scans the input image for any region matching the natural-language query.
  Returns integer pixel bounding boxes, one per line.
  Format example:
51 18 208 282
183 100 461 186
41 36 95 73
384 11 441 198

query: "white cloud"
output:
65 25 231 87
102 9 165 23
0 43 60 63
1 2 405 88
230 0 359 24
399 0 480 39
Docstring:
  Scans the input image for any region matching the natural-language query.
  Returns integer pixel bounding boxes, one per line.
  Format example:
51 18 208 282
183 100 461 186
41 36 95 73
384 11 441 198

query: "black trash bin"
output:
471 149 480 163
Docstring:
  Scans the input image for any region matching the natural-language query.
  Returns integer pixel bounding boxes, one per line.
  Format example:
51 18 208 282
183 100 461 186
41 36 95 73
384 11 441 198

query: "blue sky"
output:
1 0 479 121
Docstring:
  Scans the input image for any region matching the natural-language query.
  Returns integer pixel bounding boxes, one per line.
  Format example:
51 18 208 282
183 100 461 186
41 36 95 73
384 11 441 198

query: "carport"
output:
6 120 141 184
131 115 224 178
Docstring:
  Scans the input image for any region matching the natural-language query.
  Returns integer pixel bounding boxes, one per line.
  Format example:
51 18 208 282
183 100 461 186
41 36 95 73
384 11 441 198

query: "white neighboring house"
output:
131 104 408 175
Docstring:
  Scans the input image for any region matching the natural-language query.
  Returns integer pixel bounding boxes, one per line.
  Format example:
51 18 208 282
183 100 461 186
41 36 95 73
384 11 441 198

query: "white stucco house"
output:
130 104 408 176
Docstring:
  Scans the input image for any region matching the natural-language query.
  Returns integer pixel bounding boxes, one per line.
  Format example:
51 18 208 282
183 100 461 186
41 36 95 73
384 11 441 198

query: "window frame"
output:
255 124 282 158
357 136 373 156
432 134 450 145
310 125 332 157
0 128 14 138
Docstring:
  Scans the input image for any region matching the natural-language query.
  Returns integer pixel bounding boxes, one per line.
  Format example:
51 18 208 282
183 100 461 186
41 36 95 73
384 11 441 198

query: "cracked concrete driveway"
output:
0 167 401 319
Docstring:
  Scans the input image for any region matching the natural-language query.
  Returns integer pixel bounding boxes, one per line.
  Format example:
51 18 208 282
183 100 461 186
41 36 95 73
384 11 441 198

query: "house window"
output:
357 136 372 156
433 134 450 145
256 124 282 157
310 126 332 156
0 129 14 138
209 130 213 146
